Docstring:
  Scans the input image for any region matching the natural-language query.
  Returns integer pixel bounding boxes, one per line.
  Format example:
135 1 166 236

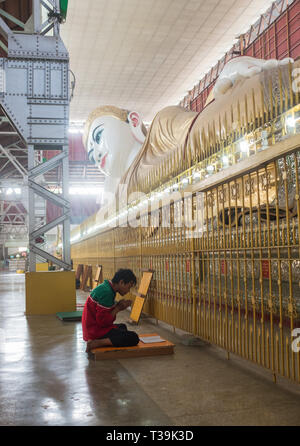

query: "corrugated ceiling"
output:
61 0 274 124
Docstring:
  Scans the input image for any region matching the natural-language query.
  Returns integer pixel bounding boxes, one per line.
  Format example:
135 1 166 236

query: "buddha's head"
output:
83 106 146 177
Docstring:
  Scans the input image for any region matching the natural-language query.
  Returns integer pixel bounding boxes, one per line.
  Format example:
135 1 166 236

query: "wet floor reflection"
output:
84 362 172 426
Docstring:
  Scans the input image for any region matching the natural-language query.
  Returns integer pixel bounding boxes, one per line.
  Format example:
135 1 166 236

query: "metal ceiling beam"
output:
0 180 25 187
40 1 52 13
31 244 71 270
32 0 42 33
0 40 7 53
30 213 69 240
40 22 54 36
2 213 26 218
12 215 26 223
0 202 27 225
28 180 69 208
2 139 26 150
29 150 68 179
0 144 27 178
0 159 10 173
0 15 12 40
0 201 13 217
0 8 25 29
0 167 26 179
0 224 27 231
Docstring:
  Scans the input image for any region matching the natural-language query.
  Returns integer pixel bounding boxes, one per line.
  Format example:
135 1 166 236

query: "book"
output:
139 335 165 344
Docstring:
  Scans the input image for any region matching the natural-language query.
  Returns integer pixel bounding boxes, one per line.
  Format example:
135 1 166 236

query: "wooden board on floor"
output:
92 265 103 290
91 333 175 360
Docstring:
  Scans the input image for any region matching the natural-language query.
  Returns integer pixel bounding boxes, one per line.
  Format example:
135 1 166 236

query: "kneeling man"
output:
82 269 139 352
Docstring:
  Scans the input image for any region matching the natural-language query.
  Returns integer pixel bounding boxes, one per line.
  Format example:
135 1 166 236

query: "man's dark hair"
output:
112 269 137 285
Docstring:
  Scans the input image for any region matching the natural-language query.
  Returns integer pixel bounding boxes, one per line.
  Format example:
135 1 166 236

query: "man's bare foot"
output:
86 338 113 352
86 340 93 353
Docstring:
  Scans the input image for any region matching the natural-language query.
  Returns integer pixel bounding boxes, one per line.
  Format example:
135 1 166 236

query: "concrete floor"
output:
1 271 300 426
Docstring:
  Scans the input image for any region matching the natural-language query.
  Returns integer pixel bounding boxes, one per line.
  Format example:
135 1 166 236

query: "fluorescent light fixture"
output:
222 155 229 165
139 200 147 207
6 188 13 195
286 116 295 127
207 165 214 173
69 186 103 195
18 247 27 252
14 188 21 194
239 140 249 153
68 127 84 134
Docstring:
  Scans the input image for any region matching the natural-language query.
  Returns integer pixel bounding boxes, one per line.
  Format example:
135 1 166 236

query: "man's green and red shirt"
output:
82 280 118 341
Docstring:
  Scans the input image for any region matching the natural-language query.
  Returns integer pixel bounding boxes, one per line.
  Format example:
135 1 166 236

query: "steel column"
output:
0 0 71 272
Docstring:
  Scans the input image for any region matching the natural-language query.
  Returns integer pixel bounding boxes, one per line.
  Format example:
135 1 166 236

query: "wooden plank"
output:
130 296 145 323
88 265 93 289
81 265 93 291
75 264 83 280
93 345 174 360
80 265 88 290
91 333 175 360
129 271 153 323
138 271 153 296
93 264 103 289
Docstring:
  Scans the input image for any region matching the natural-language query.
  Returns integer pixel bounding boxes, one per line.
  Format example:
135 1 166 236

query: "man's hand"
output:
116 299 132 311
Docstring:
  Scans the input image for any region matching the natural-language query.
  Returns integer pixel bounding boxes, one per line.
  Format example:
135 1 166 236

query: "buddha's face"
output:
87 115 135 177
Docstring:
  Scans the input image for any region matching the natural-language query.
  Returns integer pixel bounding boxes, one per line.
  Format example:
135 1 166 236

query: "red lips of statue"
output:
101 153 108 169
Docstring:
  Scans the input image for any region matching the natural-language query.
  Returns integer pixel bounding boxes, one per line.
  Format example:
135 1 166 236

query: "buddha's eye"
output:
88 149 95 163
95 129 104 145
